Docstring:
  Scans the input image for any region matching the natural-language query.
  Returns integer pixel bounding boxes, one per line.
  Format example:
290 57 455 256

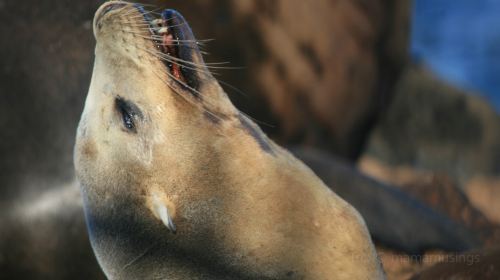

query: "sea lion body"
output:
74 2 384 279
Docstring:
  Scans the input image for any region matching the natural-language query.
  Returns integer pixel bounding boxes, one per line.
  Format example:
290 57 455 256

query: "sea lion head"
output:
75 1 241 193
74 2 383 279
74 2 248 277
85 1 235 150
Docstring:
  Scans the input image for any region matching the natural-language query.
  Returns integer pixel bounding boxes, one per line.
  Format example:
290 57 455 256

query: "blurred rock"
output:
0 180 104 279
360 156 500 246
363 64 500 185
380 247 500 280
160 0 411 159
0 0 103 200
399 176 500 246
360 65 500 254
0 0 119 278
377 247 450 280
411 247 500 280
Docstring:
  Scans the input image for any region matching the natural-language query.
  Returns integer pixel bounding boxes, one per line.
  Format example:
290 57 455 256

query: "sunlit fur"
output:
74 1 385 279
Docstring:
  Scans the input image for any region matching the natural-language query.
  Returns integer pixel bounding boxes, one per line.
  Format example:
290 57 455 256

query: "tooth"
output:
151 19 163 26
151 193 177 234
158 203 176 234
158 27 168 34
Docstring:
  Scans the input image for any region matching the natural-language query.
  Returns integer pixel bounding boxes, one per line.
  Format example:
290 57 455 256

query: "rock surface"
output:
159 0 411 159
0 180 104 279
360 156 500 245
363 65 500 185
411 247 500 280
0 0 111 278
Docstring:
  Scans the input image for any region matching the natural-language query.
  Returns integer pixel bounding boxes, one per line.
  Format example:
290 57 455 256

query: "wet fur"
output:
74 2 385 279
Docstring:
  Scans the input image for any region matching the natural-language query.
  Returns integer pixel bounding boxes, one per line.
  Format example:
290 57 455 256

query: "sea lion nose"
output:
94 1 128 29
161 9 210 87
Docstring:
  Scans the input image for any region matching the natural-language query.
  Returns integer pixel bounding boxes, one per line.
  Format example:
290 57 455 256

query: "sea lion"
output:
74 1 385 279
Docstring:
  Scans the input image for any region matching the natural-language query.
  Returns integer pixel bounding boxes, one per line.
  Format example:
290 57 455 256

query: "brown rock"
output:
400 176 500 246
379 247 500 280
0 0 110 278
159 0 411 159
359 156 500 246
363 65 500 184
0 181 105 279
377 247 449 280
411 247 500 280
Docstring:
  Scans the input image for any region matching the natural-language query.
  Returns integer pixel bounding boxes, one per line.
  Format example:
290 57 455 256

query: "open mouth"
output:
135 5 201 95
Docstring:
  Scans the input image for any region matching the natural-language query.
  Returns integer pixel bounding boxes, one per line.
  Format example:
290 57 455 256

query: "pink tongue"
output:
162 33 184 82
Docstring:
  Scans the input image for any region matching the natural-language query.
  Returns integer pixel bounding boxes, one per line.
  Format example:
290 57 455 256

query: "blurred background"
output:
0 0 499 279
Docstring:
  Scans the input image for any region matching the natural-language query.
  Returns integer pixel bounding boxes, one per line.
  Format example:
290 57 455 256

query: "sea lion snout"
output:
150 8 209 94
93 2 216 103
160 9 206 76
93 1 127 31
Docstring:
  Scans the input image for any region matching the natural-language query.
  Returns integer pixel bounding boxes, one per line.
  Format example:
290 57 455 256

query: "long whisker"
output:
136 46 217 77
141 45 241 70
149 67 227 125
157 63 270 128
163 54 243 70
121 30 212 45
119 14 191 29
218 80 248 97
127 33 211 54
119 23 152 28
141 47 234 72
145 55 227 115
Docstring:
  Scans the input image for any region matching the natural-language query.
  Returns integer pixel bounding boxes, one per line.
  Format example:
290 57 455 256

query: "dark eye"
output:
122 110 135 130
115 97 143 133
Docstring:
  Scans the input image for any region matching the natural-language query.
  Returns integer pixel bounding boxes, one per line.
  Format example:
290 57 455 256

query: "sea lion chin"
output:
74 1 385 279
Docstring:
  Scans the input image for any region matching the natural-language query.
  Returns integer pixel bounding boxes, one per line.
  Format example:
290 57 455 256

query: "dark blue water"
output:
411 0 500 111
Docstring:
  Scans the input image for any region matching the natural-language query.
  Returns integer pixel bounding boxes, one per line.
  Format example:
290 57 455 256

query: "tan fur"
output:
74 2 385 279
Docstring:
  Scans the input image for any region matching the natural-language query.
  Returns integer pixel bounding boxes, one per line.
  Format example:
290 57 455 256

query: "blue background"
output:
411 0 500 111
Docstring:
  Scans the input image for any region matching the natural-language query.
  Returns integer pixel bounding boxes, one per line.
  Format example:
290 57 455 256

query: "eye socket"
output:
115 97 143 133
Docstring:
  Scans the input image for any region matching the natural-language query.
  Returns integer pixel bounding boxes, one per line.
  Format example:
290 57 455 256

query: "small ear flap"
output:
151 194 177 234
